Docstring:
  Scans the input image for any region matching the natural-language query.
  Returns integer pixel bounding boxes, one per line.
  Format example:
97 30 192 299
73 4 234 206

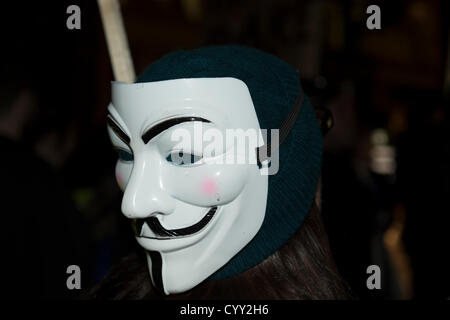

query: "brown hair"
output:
82 201 354 300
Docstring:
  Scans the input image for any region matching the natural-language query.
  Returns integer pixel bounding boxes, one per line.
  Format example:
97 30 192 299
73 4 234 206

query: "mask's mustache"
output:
132 206 218 238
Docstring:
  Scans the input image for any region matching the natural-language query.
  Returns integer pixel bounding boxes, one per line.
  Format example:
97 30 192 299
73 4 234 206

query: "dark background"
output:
0 0 448 299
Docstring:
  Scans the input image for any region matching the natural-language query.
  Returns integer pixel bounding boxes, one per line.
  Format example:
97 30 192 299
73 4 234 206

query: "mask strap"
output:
256 90 305 167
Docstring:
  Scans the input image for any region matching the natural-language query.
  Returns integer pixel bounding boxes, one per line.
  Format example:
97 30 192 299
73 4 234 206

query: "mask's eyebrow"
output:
107 114 131 145
142 117 210 144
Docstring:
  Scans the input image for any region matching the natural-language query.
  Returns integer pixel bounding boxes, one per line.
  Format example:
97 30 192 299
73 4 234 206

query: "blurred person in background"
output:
0 54 91 299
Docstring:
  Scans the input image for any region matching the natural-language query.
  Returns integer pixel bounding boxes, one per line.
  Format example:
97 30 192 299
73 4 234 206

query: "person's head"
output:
105 46 334 296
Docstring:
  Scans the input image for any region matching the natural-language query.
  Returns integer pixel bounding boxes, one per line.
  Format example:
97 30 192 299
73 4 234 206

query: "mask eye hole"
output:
166 151 202 166
116 149 134 162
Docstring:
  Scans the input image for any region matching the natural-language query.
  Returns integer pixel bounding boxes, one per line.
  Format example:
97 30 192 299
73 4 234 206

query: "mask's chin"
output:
139 202 234 295
136 205 224 295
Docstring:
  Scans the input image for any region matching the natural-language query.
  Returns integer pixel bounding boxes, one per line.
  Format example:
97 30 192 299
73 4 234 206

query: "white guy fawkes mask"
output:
107 77 268 295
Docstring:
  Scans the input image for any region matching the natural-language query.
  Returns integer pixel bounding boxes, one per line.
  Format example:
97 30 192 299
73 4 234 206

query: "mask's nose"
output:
121 152 175 219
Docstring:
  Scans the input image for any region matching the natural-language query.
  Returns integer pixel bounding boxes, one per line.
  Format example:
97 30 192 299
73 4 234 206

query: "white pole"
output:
97 0 135 83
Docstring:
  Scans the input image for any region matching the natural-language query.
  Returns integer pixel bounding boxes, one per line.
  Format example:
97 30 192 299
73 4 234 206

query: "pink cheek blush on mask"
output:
201 178 217 195
116 170 125 190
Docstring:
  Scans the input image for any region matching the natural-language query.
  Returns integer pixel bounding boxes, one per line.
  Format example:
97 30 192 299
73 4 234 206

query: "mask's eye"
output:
166 151 202 166
116 149 134 162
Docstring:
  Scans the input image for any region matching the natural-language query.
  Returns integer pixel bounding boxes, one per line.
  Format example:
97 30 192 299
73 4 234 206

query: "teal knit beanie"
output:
136 45 323 280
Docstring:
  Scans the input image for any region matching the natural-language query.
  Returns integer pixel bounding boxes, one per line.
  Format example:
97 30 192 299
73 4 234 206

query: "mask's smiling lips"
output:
133 206 218 239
